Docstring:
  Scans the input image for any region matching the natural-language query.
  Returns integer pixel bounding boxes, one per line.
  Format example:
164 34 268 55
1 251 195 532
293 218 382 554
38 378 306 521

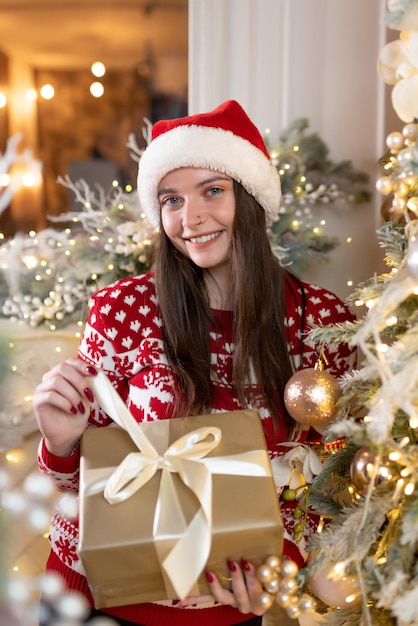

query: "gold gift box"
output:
79 409 283 609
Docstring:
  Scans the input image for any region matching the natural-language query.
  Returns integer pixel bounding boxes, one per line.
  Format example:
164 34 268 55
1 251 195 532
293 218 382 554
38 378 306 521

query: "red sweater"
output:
38 271 355 625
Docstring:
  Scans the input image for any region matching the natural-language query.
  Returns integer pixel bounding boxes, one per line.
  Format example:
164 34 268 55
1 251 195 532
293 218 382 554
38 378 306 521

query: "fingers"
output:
35 359 97 415
32 359 99 456
204 558 264 616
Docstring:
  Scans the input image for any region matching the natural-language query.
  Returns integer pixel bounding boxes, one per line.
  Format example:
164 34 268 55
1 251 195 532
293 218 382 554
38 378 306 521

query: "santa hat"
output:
137 99 281 227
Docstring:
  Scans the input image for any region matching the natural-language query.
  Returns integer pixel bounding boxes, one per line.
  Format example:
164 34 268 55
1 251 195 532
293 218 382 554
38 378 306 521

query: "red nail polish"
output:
84 388 94 402
205 571 214 583
241 558 251 572
85 366 97 376
227 559 236 572
70 405 78 415
77 402 86 414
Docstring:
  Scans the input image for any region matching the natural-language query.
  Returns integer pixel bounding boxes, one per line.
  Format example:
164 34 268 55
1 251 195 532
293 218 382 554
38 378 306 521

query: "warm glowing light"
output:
26 88 38 102
0 92 6 108
22 172 36 187
6 449 24 464
346 280 353 287
365 299 376 309
40 84 55 100
376 343 389 353
346 237 352 243
90 81 104 97
409 415 418 429
386 315 397 326
389 451 401 461
91 61 106 77
404 482 415 495
0 173 10 186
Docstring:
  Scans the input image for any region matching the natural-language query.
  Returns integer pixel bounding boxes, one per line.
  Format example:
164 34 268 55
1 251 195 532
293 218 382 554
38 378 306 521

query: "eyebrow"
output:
158 174 233 198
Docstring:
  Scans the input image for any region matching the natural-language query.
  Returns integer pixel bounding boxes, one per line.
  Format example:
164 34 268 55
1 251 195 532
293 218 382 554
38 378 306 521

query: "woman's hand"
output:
180 558 265 616
32 357 97 457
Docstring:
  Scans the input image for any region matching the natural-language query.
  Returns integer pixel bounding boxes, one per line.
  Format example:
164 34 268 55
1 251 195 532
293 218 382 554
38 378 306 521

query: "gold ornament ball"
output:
265 554 281 571
257 591 275 611
386 131 404 153
350 447 400 495
257 564 274 584
380 195 394 221
298 593 317 614
284 369 342 427
402 122 418 144
376 175 394 196
281 559 299 579
406 237 418 281
264 577 280 595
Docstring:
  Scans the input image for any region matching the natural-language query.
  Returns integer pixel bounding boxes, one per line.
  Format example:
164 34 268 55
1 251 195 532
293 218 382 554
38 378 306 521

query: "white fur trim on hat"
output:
137 124 281 227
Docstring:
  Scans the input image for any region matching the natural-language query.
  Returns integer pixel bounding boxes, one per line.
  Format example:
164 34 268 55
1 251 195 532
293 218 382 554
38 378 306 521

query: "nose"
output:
181 199 204 228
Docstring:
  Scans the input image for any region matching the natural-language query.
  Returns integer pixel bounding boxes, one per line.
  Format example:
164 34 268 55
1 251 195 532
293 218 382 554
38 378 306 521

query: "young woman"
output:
33 100 356 626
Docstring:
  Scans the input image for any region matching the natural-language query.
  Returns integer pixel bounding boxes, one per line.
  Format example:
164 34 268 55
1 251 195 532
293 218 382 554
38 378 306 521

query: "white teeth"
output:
189 232 221 244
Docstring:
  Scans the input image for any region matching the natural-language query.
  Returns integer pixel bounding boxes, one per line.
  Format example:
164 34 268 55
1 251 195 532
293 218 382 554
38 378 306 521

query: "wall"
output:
188 0 389 300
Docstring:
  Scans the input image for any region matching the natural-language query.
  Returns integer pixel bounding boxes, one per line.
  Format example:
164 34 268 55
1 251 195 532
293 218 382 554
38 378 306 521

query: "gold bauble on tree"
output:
284 368 342 428
350 447 400 496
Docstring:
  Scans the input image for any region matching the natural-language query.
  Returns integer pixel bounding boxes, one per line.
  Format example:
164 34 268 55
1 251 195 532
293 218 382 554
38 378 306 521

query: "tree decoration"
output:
284 366 342 429
265 117 371 274
284 4 418 622
308 561 361 609
349 447 401 496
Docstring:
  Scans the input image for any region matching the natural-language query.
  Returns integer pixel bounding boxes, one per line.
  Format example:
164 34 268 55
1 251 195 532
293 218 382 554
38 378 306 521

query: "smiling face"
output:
158 167 236 284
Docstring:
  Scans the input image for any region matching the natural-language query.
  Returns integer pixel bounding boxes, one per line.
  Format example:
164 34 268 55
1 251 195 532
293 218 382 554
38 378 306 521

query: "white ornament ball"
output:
309 564 360 608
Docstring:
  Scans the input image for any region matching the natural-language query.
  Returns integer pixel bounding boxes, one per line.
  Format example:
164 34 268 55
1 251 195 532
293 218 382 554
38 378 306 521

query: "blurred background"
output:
0 0 188 235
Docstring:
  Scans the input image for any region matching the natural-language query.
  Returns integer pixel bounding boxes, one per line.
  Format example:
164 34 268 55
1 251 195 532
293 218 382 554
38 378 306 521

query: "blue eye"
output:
208 187 222 196
160 196 181 207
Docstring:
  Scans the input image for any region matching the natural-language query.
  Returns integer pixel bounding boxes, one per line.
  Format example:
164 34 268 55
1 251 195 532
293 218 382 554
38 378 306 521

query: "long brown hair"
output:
153 181 295 430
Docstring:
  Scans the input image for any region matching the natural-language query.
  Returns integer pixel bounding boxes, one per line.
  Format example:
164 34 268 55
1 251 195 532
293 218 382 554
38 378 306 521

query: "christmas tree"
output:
265 2 418 624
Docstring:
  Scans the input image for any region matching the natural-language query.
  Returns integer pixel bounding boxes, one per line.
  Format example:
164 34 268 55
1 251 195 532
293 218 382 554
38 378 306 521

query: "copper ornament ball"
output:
284 368 342 427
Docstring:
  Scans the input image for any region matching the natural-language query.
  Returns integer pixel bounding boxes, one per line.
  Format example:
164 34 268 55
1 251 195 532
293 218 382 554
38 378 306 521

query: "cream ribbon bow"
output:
86 369 271 600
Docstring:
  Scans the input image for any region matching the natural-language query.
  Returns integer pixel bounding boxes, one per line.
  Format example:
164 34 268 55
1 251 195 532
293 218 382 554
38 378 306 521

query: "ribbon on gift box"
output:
85 369 272 600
